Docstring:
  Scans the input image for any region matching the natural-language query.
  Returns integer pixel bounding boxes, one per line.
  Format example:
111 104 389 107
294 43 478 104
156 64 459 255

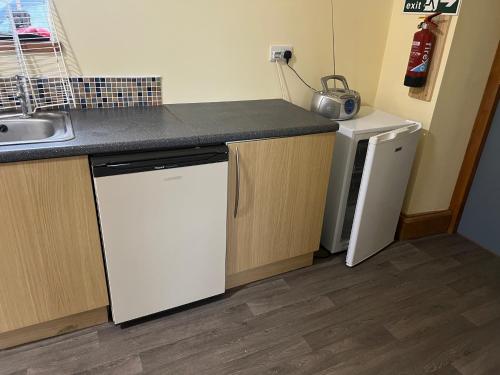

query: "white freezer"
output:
92 149 228 324
321 106 422 265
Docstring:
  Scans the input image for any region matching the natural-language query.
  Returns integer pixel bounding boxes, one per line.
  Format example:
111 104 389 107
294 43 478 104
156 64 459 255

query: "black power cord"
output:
283 50 318 92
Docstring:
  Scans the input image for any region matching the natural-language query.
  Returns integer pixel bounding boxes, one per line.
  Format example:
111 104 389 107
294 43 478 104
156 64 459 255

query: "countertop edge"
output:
0 100 338 164
0 128 337 164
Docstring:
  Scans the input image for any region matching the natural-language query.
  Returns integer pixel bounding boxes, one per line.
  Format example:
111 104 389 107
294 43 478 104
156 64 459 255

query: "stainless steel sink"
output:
0 112 74 146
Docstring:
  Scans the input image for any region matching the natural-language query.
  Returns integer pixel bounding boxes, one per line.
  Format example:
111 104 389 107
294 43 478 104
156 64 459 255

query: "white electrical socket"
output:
269 45 293 62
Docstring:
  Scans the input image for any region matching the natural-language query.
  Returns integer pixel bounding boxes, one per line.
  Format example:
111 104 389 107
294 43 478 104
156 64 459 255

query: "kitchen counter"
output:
0 99 338 163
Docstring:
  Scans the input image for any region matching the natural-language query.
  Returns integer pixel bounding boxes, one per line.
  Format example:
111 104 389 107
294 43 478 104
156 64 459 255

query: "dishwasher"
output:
91 146 228 324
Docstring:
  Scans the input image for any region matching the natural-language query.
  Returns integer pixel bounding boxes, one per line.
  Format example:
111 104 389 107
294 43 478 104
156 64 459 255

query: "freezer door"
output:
346 123 422 267
93 162 228 323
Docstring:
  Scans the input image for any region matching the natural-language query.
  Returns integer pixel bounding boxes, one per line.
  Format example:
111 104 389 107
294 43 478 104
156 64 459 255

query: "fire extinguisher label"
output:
410 60 429 73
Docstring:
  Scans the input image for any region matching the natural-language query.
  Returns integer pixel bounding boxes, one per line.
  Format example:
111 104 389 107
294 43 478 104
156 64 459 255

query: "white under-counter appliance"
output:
91 146 228 324
321 107 422 266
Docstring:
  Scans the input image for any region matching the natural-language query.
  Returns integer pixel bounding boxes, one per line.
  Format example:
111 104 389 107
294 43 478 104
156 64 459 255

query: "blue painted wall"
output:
459 100 500 255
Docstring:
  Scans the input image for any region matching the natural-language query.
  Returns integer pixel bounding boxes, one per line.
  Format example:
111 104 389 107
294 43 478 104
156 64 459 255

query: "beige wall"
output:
375 0 500 214
54 0 500 217
375 1 458 214
54 0 392 108
406 0 500 214
374 3 457 130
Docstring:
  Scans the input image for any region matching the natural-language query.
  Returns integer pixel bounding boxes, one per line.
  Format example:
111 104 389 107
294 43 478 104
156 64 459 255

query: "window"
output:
0 0 50 38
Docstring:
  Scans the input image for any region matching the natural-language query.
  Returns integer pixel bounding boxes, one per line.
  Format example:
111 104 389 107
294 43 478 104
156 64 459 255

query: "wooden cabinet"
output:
0 156 109 348
226 133 335 288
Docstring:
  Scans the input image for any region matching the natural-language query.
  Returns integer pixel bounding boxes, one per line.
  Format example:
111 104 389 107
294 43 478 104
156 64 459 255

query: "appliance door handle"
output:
234 146 240 218
369 123 423 145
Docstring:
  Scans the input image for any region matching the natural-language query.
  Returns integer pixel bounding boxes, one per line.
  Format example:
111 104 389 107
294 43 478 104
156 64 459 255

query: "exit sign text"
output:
403 0 461 15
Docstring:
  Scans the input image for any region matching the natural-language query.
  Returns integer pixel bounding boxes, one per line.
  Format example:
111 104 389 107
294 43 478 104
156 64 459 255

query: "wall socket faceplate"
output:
269 45 293 62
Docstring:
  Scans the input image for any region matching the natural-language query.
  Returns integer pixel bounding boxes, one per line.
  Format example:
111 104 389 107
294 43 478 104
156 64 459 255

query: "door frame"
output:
448 42 500 232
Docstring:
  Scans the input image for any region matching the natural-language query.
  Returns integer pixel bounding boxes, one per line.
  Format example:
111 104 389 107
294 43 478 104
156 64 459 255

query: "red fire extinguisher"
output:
404 13 440 88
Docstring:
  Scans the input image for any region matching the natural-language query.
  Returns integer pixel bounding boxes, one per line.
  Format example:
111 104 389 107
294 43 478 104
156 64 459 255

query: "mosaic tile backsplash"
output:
0 76 162 112
71 77 162 109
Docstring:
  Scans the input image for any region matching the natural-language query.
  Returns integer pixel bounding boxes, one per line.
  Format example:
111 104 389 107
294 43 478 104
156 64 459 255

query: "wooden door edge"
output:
397 209 452 240
448 42 500 233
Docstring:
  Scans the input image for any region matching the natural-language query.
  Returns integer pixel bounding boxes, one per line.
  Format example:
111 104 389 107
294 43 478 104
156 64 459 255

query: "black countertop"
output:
0 99 338 163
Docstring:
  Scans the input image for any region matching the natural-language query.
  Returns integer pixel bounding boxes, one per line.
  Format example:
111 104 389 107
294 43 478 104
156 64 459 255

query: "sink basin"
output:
0 112 74 146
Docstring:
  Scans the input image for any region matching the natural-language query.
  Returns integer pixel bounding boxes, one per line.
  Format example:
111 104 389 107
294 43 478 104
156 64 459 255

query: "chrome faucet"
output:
15 75 33 118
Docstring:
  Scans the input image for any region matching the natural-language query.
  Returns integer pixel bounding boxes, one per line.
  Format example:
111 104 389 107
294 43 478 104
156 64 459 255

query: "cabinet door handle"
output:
234 146 240 218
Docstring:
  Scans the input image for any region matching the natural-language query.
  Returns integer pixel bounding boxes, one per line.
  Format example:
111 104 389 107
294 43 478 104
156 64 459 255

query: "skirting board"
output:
226 253 313 289
397 209 453 240
0 307 109 350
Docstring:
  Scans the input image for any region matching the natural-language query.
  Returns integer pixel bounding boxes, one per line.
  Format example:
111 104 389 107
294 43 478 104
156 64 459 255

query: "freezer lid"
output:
91 145 228 177
338 106 417 137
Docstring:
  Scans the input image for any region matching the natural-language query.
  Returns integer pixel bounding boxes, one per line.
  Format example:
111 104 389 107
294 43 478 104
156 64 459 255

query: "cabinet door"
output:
0 156 109 333
227 133 335 277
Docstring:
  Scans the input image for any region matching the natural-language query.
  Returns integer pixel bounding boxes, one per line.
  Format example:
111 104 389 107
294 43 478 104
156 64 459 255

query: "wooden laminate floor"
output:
1 234 500 375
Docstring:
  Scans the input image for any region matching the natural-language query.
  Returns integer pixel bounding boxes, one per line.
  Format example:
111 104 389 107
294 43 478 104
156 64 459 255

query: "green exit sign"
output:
403 0 461 15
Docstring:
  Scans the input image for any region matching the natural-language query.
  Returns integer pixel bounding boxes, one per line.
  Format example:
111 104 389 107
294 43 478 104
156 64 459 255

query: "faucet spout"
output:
15 75 33 118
